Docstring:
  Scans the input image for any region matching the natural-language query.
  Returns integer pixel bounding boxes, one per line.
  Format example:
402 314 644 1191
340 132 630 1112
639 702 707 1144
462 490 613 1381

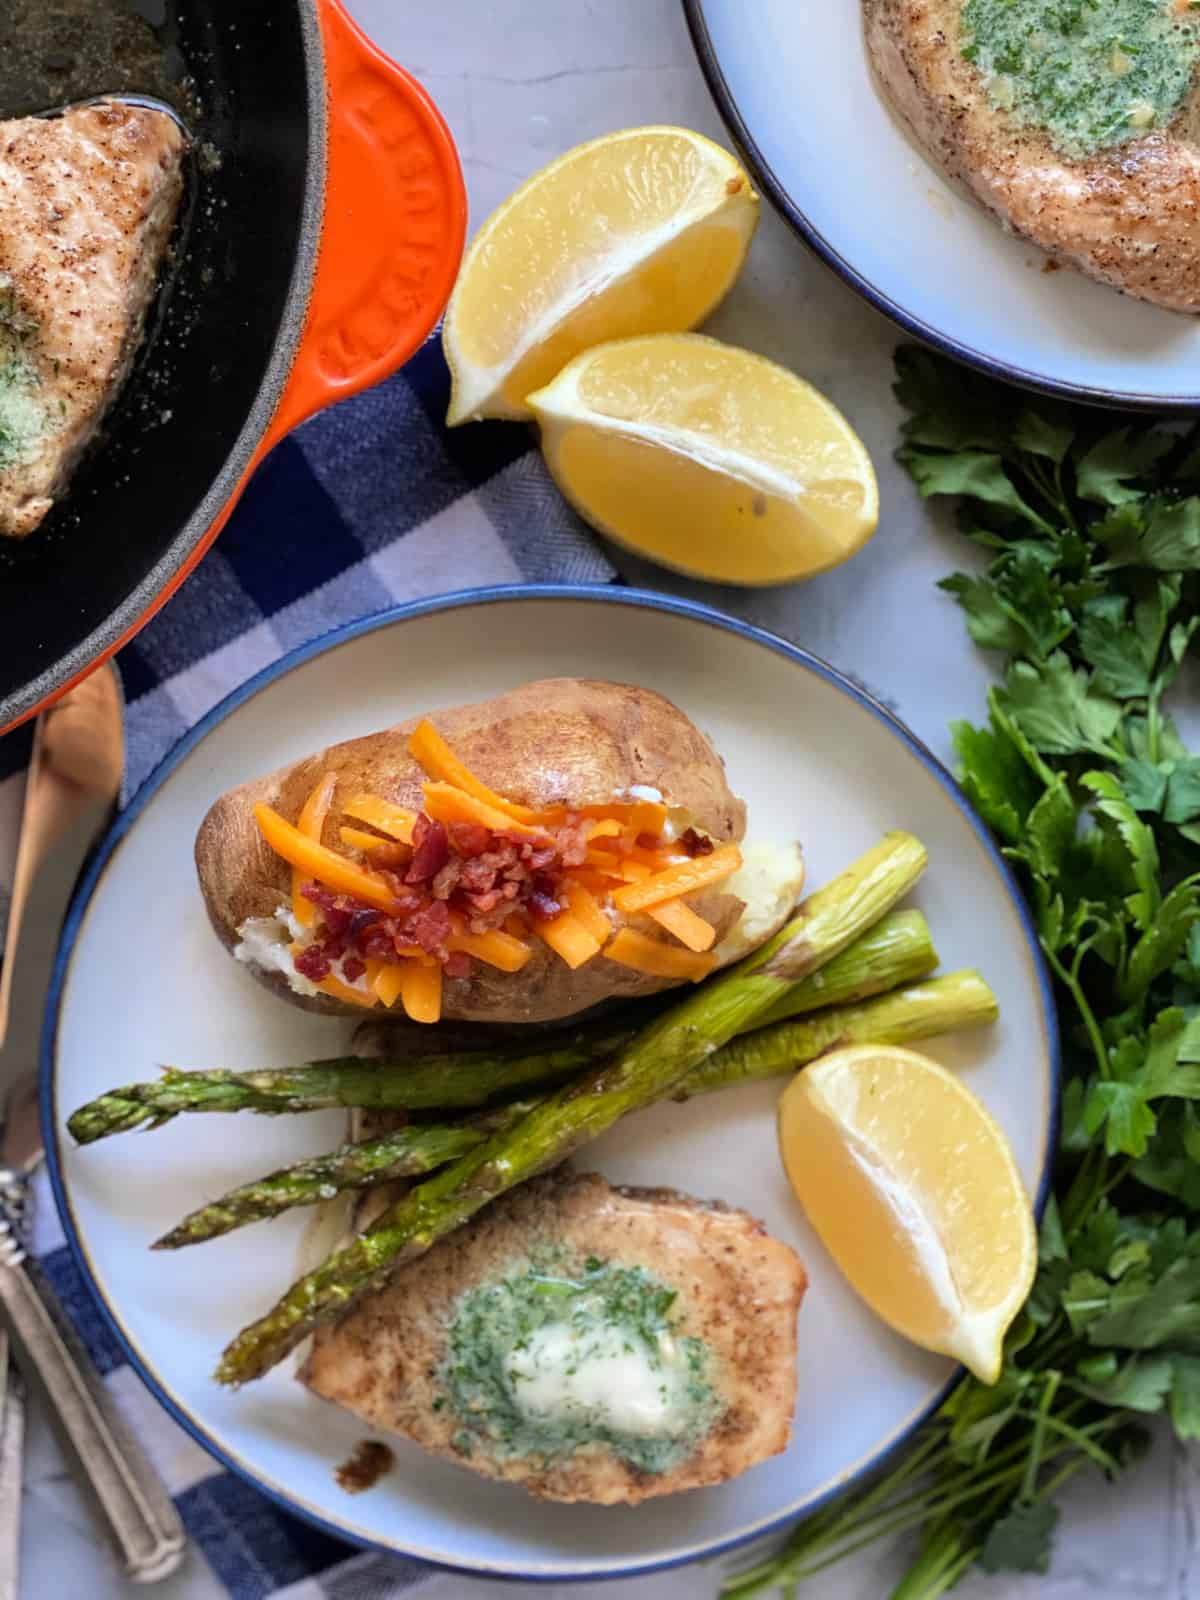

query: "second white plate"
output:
687 0 1200 409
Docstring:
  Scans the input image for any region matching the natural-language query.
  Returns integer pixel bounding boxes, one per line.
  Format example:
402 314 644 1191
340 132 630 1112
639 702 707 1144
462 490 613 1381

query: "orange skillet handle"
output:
259 0 467 454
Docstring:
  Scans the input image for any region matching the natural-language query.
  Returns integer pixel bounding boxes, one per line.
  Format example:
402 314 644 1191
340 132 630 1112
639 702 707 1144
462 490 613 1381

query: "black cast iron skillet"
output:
0 0 465 731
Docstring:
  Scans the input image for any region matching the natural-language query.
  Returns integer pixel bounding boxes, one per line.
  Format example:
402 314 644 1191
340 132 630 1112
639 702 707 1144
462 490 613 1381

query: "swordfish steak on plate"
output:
864 0 1200 312
301 1171 807 1504
0 101 185 537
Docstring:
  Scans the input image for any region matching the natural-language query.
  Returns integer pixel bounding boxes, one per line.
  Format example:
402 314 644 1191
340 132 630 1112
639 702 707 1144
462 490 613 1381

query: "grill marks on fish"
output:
864 0 1200 312
0 101 185 537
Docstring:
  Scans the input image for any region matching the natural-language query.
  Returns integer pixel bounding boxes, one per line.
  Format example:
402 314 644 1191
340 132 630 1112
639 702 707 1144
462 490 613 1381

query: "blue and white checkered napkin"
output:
8 337 615 1599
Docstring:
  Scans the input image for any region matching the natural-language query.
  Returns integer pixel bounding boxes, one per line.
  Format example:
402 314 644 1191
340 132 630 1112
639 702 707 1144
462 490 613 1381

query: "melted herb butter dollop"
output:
0 280 46 472
438 1253 722 1474
961 0 1200 157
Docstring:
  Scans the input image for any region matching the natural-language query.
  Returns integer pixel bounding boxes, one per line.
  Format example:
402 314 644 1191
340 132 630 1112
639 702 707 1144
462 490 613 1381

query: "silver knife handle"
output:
0 1188 186 1583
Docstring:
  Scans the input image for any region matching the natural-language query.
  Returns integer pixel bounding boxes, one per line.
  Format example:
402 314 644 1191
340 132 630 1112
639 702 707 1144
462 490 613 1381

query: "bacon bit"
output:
305 890 352 939
361 923 398 959
444 950 472 980
636 831 663 851
410 899 451 952
294 944 333 982
460 852 501 891
528 872 563 922
431 861 461 901
407 815 450 884
341 956 367 984
678 827 715 858
557 818 591 867
448 820 491 857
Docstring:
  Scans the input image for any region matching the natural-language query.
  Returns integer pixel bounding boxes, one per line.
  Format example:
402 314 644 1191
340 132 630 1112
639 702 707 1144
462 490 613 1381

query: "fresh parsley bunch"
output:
726 348 1200 1599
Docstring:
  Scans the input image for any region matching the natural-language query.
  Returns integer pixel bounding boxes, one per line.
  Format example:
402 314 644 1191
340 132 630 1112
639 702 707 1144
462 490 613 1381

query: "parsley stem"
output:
891 1525 983 1600
725 1418 1121 1597
1062 1145 1109 1230
752 1507 964 1590
1053 460 1079 535
815 1424 950 1531
849 1414 1096 1534
725 1425 952 1590
786 1447 1073 1576
1015 457 1066 535
1147 683 1163 765
1095 1157 1135 1205
1028 1330 1076 1372
1016 1401 1121 1477
1041 943 1109 1079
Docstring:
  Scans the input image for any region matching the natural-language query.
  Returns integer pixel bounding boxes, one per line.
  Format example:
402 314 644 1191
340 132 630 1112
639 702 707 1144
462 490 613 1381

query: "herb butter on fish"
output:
301 1171 807 1504
864 0 1200 312
441 1255 723 1476
0 101 185 538
962 0 1200 157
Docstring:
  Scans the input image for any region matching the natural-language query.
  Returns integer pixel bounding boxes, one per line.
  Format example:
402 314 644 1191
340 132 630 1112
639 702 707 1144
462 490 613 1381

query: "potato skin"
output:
194 679 747 1024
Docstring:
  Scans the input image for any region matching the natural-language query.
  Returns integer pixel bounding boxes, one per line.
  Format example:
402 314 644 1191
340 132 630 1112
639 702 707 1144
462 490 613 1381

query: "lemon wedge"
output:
777 1045 1036 1385
443 127 759 425
527 334 879 585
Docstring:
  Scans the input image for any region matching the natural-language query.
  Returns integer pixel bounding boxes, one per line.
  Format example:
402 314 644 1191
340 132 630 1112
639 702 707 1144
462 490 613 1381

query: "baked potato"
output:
195 678 802 1026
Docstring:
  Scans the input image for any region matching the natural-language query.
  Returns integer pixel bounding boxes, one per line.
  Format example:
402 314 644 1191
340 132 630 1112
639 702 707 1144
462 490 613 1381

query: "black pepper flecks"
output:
0 0 196 121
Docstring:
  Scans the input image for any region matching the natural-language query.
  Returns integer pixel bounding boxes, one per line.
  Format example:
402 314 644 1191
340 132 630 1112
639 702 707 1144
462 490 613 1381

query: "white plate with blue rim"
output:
44 588 1057 1581
685 0 1200 411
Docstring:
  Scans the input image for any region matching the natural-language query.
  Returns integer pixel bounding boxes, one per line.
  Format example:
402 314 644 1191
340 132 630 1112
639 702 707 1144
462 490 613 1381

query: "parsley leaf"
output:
900 447 1050 528
1169 1356 1200 1439
1137 499 1200 573
1165 759 1200 825
1011 407 1075 465
950 716 1042 844
1134 1104 1200 1209
1080 771 1159 927
999 655 1120 757
978 1500 1059 1575
1121 757 1169 814
1076 428 1175 507
940 572 1030 654
1077 595 1156 698
1072 1353 1175 1412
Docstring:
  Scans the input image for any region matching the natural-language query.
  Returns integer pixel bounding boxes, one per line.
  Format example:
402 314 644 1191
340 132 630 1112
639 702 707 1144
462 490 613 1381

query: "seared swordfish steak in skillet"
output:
301 1171 807 1504
0 101 185 537
864 0 1200 312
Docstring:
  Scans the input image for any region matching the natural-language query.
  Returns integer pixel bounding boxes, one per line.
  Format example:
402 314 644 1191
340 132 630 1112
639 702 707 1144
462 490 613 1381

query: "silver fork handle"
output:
0 1187 185 1583
0 1335 24 1600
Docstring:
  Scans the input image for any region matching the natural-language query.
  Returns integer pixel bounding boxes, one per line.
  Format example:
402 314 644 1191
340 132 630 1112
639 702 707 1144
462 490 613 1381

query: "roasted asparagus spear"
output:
215 832 929 1385
157 970 991 1251
68 909 936 1143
